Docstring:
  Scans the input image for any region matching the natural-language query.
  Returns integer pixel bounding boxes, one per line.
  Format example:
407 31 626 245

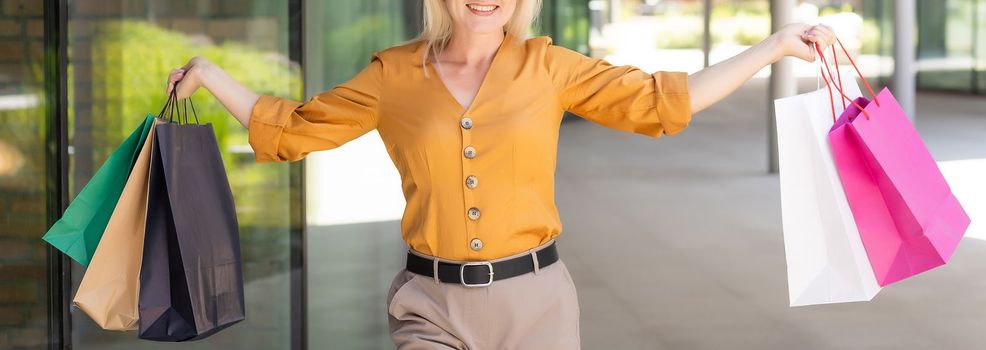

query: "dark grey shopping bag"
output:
138 97 245 342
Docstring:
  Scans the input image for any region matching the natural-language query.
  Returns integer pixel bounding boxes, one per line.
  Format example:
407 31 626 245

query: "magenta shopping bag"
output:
822 41 971 287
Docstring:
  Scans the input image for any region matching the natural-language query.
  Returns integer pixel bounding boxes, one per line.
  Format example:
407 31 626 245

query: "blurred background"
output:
0 0 984 349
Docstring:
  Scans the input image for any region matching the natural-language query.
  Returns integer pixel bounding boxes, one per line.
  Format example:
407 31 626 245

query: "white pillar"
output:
609 0 620 24
703 0 712 68
893 0 917 121
768 0 796 173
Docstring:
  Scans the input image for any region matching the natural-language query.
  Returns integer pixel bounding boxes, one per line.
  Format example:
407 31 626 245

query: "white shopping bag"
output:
774 69 880 306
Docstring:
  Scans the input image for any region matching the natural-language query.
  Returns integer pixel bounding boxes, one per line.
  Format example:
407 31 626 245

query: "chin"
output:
463 23 508 35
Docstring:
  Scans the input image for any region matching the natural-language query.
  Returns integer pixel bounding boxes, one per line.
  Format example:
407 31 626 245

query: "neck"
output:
440 30 506 66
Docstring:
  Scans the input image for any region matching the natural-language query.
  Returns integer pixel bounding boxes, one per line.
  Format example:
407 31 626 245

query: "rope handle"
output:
836 37 880 107
831 40 847 109
155 80 200 125
818 38 881 106
815 41 875 121
814 44 837 124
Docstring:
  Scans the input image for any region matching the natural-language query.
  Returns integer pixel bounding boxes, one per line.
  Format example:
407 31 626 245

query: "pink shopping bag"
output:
821 41 971 287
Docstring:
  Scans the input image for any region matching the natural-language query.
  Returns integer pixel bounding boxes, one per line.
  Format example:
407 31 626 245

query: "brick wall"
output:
0 0 42 91
0 0 50 347
0 192 48 350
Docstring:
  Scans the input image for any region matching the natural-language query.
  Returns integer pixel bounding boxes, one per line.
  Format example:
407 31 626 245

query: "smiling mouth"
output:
466 3 499 15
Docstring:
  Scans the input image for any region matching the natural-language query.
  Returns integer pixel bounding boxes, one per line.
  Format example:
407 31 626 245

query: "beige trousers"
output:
387 242 581 349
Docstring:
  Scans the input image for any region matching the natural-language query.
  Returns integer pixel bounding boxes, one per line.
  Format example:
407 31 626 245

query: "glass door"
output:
63 1 302 349
302 1 418 347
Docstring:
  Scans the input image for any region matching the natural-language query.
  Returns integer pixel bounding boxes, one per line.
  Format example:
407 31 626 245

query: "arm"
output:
166 57 259 128
687 23 836 113
166 56 383 162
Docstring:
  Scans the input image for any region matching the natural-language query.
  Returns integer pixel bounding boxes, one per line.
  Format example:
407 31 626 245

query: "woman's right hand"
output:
166 56 214 99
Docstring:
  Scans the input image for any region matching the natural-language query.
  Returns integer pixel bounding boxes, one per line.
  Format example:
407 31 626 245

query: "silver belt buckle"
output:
460 261 494 287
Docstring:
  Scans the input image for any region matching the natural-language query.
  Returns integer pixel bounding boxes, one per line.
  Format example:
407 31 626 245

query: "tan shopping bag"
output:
73 117 161 330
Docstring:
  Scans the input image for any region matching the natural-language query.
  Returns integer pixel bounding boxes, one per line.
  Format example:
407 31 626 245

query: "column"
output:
768 0 796 173
703 0 711 68
894 0 917 120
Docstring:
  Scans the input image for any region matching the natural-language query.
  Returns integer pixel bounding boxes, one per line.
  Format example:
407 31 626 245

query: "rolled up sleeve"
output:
249 56 383 162
545 43 692 138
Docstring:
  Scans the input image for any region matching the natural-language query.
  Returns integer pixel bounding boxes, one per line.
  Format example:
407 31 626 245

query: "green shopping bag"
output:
42 115 156 266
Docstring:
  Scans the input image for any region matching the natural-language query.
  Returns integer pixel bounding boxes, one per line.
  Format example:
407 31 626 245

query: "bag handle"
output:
815 42 850 123
830 41 847 110
813 44 838 124
155 80 200 125
155 87 176 121
818 38 881 102
837 37 880 107
816 40 877 120
180 96 200 125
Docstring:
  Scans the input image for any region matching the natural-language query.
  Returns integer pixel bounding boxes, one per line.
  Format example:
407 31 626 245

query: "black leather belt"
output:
405 242 559 287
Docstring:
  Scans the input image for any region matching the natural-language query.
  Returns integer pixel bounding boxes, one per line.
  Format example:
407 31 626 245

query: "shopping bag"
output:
825 40 971 286
774 52 880 306
73 116 164 330
138 98 245 342
42 115 155 266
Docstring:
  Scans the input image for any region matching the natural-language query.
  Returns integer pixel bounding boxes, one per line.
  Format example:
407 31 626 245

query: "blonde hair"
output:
416 0 542 69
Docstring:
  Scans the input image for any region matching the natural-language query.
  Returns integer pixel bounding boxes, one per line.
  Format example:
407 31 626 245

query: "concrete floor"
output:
305 78 986 349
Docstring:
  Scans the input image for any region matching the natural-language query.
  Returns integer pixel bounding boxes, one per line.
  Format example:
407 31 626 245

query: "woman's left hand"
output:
686 22 837 113
770 23 837 63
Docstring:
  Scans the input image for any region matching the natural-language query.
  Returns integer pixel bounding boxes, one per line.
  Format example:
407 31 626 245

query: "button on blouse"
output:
247 33 693 261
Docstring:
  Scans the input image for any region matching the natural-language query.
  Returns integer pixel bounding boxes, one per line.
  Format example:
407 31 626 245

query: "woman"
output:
166 0 835 348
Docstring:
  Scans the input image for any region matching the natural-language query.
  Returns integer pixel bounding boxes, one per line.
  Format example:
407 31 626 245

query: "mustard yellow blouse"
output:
248 33 692 261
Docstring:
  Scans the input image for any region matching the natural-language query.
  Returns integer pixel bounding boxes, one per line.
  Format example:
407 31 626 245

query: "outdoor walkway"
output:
305 78 986 349
556 78 986 349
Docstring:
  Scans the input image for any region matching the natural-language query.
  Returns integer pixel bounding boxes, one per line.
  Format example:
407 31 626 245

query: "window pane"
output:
917 0 976 92
65 1 300 349
0 1 50 349
540 0 590 54
977 0 986 93
302 1 419 347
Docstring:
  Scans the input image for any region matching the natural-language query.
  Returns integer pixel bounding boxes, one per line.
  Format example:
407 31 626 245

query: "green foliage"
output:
321 15 400 84
727 13 770 45
820 4 854 17
655 16 707 49
652 8 769 48
860 19 882 54
540 0 591 54
310 0 413 88
711 1 769 18
659 1 702 17
83 20 300 228
89 20 299 147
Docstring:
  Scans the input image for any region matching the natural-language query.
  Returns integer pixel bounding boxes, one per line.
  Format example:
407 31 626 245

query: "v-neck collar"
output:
425 32 512 115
